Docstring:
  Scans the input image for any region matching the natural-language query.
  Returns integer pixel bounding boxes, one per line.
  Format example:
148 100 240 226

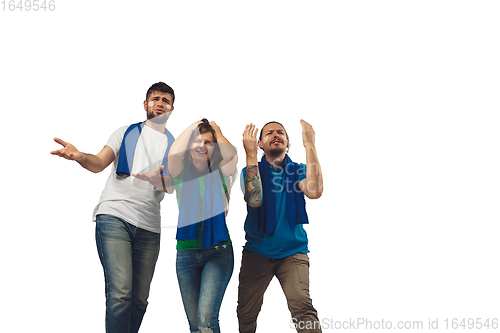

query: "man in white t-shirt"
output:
51 82 176 333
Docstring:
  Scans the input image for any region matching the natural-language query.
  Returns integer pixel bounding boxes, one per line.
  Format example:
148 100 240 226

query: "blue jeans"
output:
95 214 160 333
176 245 234 333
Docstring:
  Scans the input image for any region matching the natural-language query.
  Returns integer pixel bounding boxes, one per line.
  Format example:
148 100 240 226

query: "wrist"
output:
246 150 258 158
246 153 258 165
75 152 85 163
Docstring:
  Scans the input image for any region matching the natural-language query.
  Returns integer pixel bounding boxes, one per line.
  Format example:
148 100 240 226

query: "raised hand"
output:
300 119 316 149
298 119 323 199
242 124 259 158
50 137 83 161
242 124 262 206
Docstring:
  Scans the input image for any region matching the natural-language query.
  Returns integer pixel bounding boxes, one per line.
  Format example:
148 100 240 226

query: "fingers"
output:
209 121 222 134
301 119 316 148
300 119 315 133
131 172 150 181
243 124 250 136
154 165 164 175
243 124 258 138
50 149 73 159
51 138 74 158
252 125 258 138
300 119 313 129
132 165 164 180
53 137 68 147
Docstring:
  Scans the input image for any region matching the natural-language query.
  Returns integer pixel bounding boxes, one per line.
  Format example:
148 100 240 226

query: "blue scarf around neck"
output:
257 154 309 234
176 162 229 248
116 121 175 177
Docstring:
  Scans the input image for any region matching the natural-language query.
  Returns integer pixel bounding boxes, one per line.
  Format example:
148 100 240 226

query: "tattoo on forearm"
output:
244 165 263 206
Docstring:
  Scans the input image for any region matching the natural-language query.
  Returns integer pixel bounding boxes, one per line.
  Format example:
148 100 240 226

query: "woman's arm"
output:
210 121 238 177
168 121 201 178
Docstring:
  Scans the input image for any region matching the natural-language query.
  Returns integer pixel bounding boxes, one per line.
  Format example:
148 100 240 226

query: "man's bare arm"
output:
298 120 323 199
244 165 263 207
51 137 115 173
243 124 263 207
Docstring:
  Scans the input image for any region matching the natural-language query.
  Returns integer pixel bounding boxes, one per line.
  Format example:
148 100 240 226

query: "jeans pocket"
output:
294 253 310 285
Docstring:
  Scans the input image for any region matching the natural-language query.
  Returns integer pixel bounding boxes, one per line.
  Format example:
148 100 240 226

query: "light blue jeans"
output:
176 245 234 333
95 214 160 333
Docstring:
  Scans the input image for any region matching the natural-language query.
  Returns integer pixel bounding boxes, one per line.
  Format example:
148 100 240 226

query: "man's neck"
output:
145 119 167 133
265 153 286 169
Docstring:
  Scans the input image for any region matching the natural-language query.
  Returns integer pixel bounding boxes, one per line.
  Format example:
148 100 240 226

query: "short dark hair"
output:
259 121 289 141
146 82 175 104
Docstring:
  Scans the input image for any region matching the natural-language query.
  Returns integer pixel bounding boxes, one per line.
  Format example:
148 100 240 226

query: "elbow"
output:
89 167 104 174
306 190 323 200
245 195 263 207
248 201 262 208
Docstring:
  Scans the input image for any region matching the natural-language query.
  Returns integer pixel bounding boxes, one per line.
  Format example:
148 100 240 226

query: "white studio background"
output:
1 1 499 332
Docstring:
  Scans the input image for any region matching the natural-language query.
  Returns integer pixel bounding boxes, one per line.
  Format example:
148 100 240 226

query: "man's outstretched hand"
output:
132 166 174 193
131 165 164 182
50 137 83 161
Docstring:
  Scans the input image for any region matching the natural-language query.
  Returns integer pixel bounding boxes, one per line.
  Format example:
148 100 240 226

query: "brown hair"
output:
185 118 232 214
185 118 222 173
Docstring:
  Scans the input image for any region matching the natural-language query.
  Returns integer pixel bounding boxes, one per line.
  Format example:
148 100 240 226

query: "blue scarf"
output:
176 163 229 248
116 122 175 177
257 155 309 234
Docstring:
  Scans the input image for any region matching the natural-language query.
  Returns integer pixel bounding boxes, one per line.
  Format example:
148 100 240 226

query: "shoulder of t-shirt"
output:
105 125 128 157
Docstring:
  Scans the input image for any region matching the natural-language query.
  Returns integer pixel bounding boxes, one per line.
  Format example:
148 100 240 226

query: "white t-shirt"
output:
92 124 170 233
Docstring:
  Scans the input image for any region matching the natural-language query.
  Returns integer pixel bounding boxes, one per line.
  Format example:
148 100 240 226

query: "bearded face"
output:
258 122 289 157
144 91 174 124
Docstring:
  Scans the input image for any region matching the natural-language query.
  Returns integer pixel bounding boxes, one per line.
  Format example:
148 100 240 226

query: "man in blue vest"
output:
238 120 324 333
51 82 175 333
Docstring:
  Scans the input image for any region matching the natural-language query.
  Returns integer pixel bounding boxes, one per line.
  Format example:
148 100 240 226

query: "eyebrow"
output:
152 96 171 103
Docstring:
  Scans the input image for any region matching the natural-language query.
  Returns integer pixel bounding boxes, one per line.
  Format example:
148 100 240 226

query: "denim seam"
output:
96 224 109 332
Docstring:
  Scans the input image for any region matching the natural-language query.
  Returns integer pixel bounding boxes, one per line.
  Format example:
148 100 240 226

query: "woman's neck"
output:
193 159 210 173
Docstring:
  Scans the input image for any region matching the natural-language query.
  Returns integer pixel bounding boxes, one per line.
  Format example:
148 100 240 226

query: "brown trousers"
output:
237 249 322 333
